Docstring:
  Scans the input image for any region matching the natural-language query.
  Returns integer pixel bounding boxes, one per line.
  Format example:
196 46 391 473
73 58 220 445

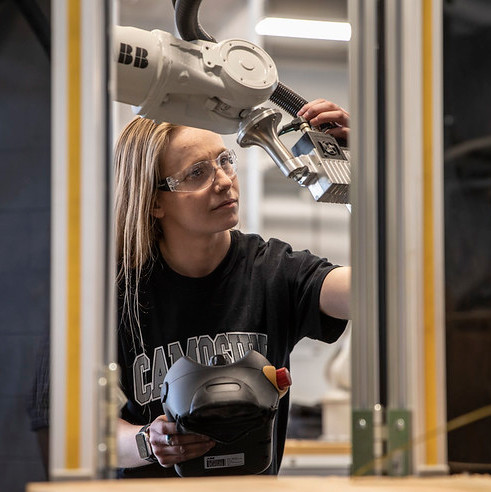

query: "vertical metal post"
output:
350 0 447 477
384 0 447 476
51 0 115 479
385 0 412 476
349 0 380 476
99 0 119 477
419 0 448 474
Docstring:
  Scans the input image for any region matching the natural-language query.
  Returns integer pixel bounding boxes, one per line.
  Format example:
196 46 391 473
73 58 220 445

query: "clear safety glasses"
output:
157 149 238 193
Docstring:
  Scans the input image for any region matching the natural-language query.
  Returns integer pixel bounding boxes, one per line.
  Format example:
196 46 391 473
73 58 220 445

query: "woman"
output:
114 99 351 477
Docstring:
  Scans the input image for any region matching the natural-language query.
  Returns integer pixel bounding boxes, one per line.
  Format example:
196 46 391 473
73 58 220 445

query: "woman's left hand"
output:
297 99 350 140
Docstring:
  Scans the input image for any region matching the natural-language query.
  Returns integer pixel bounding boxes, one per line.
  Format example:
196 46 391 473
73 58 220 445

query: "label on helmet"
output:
204 453 245 469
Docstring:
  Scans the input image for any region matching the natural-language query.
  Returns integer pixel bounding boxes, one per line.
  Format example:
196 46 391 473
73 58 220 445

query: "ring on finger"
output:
165 434 173 446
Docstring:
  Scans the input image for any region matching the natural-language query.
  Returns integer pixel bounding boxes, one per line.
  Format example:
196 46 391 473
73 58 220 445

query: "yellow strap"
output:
65 0 81 469
422 0 438 466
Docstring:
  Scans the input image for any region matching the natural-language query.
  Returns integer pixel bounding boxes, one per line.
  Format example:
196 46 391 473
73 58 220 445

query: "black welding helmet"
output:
161 349 291 477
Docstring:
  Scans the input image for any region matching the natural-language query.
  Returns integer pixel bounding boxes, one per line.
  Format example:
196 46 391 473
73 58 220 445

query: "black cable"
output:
269 82 308 117
173 0 215 42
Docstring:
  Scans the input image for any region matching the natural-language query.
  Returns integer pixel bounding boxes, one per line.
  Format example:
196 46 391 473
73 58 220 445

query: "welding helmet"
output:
161 349 291 477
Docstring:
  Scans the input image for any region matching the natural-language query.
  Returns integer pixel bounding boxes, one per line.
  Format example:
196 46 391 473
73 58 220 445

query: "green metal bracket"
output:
352 409 375 476
387 409 412 476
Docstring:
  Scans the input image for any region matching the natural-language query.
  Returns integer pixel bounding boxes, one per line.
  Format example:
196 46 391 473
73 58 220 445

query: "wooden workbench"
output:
28 475 491 492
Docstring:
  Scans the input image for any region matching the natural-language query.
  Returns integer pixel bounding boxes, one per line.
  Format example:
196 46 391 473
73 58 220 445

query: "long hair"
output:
114 116 180 349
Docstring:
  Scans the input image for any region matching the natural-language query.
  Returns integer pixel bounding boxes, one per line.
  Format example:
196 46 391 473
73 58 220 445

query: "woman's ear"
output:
151 194 165 219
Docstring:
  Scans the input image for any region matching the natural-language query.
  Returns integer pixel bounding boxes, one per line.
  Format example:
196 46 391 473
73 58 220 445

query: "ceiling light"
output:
255 17 351 42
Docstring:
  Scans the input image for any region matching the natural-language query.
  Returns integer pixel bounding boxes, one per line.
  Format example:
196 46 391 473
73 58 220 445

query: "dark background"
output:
0 0 51 491
443 0 491 472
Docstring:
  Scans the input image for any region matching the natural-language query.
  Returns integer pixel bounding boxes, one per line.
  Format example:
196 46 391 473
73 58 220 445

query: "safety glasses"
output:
157 149 238 193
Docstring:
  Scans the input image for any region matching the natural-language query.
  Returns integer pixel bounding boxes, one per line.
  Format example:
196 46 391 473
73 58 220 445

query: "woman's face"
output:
155 126 240 238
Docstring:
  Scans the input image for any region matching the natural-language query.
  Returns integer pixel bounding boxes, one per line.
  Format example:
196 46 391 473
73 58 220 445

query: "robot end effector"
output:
112 25 350 204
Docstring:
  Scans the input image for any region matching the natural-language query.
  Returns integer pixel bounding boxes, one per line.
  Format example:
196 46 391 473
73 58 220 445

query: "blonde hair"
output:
114 116 180 347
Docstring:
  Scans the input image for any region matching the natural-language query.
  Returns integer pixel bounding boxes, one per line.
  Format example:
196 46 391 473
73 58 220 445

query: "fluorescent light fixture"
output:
255 17 351 42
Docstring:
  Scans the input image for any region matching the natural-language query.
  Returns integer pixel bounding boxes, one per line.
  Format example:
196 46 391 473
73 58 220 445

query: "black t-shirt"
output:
118 230 347 478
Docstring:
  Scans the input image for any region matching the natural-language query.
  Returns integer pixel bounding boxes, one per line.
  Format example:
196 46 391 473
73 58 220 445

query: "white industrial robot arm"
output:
113 25 278 134
112 24 350 204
